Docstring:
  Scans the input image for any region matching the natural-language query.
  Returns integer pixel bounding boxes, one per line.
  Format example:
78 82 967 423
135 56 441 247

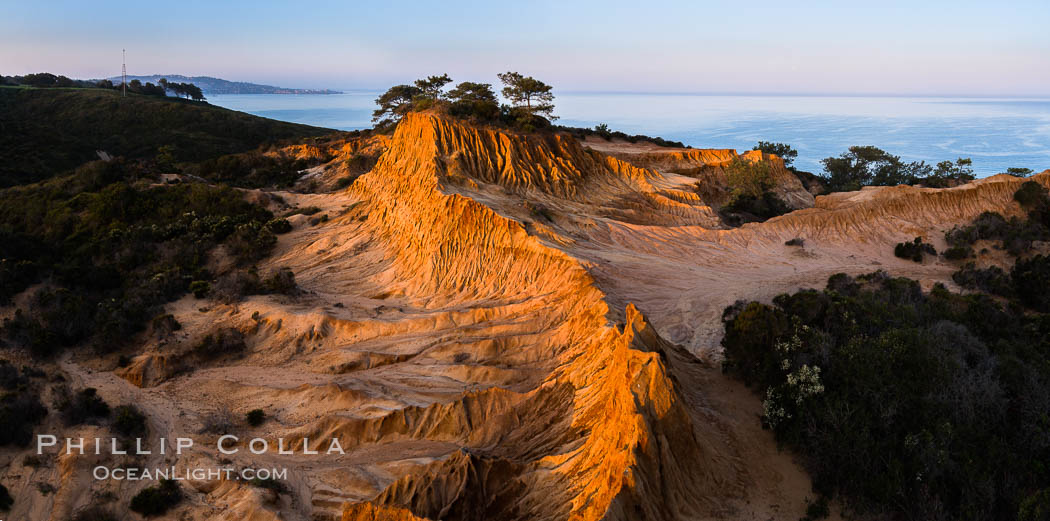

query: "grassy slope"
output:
0 86 333 186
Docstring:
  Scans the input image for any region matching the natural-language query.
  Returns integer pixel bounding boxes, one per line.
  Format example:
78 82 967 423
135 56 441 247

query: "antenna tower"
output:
122 49 127 97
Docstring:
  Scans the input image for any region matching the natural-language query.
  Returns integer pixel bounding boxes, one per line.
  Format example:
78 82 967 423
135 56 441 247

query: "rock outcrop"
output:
595 143 815 210
334 114 732 520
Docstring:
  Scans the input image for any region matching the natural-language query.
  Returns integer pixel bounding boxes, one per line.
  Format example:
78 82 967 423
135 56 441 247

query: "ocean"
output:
208 92 1050 177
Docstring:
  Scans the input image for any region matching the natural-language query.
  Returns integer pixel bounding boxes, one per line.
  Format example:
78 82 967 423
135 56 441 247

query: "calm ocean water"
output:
209 92 1050 177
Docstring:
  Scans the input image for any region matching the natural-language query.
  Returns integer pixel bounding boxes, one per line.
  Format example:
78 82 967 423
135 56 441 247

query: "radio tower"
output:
122 49 127 97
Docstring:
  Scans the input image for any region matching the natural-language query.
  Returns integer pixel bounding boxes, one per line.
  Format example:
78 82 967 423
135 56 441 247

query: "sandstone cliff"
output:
586 140 815 210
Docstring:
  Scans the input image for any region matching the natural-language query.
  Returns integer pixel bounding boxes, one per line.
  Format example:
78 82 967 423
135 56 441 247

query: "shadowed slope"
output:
0 87 332 186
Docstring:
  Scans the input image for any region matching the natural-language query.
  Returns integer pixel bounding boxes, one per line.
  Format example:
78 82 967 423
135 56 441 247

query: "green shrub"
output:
593 123 612 139
0 483 12 510
224 224 277 265
284 205 322 217
1012 255 1050 312
0 87 329 187
193 328 246 359
894 236 936 262
186 151 316 188
939 193 1050 256
721 192 791 224
720 301 791 387
725 157 774 199
721 269 1050 520
112 404 147 437
819 146 933 192
246 409 266 427
129 479 182 516
343 152 379 174
555 125 686 148
200 408 235 435
1005 167 1035 178
1015 181 1049 207
189 280 211 299
71 505 120 521
150 313 181 336
0 385 48 447
753 141 798 167
0 176 279 356
803 496 830 520
942 245 973 260
952 263 1014 297
0 361 22 390
247 476 287 493
1019 488 1050 521
59 387 110 426
265 217 293 234
262 268 298 296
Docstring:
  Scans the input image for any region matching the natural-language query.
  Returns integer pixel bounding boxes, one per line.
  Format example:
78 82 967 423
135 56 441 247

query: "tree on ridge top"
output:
498 71 556 120
372 73 452 129
446 81 499 121
371 72 557 131
414 74 452 99
372 84 424 127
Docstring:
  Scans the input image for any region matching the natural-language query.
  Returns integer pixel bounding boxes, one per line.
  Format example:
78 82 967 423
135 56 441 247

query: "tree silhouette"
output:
497 72 555 120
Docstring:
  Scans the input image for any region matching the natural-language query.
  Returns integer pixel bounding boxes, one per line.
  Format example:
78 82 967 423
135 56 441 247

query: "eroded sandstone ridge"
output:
331 114 744 520
10 112 1048 521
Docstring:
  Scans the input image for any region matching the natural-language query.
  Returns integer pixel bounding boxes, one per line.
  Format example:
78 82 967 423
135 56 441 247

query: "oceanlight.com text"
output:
92 466 288 481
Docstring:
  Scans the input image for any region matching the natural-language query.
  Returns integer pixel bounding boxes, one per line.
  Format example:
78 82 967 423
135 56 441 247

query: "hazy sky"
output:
3 0 1048 96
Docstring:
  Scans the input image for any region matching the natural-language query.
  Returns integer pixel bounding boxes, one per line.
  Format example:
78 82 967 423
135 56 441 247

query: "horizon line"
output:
6 71 1047 99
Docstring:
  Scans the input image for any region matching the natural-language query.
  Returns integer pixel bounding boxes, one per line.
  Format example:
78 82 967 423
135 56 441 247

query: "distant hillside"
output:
109 74 342 95
0 86 334 186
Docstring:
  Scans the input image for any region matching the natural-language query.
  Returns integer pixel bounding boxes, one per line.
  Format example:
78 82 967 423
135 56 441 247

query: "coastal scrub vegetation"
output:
0 159 280 357
942 182 1050 257
753 141 798 167
1004 167 1036 178
0 482 12 510
182 148 318 189
70 505 120 521
893 236 936 262
0 86 330 187
720 157 791 224
57 387 111 426
819 146 975 193
721 266 1050 520
246 408 266 426
556 123 686 148
0 360 48 447
129 479 183 516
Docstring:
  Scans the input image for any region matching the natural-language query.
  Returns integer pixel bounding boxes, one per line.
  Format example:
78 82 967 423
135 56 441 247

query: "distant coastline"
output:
106 74 342 95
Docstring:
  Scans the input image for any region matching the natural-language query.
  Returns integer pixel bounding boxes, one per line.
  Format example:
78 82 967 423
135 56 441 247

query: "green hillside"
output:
0 86 333 186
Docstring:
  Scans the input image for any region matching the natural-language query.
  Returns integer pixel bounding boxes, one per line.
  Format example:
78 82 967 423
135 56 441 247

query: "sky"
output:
2 0 1048 96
